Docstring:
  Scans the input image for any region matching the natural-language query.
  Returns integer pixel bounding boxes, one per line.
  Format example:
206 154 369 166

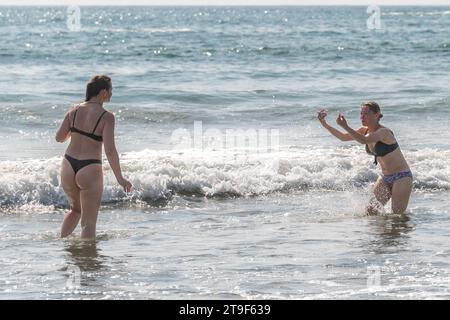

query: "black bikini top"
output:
70 108 107 142
365 128 399 165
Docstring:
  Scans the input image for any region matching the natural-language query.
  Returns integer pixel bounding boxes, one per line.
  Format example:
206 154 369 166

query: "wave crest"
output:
0 147 448 212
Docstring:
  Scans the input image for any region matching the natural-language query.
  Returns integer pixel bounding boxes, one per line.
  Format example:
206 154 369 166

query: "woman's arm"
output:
102 112 132 192
322 122 355 141
336 113 384 144
55 111 71 143
318 110 360 141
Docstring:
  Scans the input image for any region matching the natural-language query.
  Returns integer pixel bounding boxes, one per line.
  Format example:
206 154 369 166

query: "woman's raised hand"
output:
336 112 348 128
317 109 328 125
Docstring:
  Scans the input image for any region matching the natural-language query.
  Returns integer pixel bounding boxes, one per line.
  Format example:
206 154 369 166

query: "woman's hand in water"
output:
336 113 348 128
118 177 133 193
317 109 328 125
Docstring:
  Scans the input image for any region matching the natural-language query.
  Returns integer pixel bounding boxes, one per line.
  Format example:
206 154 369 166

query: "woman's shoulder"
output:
357 126 369 134
378 126 396 142
101 110 115 122
68 102 83 112
65 103 80 118
378 126 393 135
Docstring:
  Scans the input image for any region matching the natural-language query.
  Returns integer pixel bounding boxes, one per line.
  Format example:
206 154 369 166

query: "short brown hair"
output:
85 75 111 101
361 101 383 119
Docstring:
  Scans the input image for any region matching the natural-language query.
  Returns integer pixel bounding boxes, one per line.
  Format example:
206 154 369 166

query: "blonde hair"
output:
361 101 383 119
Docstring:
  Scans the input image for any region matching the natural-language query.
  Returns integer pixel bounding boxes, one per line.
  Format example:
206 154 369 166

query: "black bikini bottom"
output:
65 154 102 174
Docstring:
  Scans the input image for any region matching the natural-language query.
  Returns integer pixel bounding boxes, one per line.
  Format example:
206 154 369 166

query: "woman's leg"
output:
60 159 82 238
391 177 413 214
75 164 103 240
366 176 391 215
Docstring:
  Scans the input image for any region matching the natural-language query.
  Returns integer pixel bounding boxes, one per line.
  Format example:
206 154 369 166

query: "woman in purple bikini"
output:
317 101 413 215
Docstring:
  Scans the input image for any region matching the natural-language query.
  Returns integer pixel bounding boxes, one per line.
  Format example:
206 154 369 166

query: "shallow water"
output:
1 191 450 299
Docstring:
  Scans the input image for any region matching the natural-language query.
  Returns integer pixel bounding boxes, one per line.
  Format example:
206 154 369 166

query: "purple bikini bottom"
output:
382 170 413 190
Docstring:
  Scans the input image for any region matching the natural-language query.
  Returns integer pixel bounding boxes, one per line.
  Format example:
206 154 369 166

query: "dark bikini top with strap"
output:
364 128 399 165
70 108 107 142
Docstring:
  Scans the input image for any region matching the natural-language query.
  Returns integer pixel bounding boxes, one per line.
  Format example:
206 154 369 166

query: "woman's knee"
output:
373 184 391 205
80 221 96 228
80 218 96 229
392 203 407 214
366 198 385 215
70 205 81 215
366 205 379 216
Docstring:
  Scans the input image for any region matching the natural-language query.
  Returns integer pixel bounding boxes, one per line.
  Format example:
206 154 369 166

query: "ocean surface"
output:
1 6 450 299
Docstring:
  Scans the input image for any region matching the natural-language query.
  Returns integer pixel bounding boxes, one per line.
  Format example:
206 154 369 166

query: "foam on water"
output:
0 146 448 213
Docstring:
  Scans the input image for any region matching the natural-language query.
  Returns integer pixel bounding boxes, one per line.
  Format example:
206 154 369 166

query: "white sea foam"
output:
0 146 448 212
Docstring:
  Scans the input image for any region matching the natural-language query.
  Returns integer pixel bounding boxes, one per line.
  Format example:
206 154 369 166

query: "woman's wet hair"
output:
361 101 383 119
85 75 111 102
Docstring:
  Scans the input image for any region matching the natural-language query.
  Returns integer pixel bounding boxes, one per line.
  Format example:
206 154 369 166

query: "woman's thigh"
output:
372 176 391 205
75 164 103 223
391 177 413 214
60 158 81 212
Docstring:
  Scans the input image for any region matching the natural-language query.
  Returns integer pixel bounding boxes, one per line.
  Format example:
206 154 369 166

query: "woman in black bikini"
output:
56 75 132 239
318 101 413 215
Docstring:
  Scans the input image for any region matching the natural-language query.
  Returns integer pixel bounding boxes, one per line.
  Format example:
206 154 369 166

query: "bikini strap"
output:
92 111 107 134
72 108 78 127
